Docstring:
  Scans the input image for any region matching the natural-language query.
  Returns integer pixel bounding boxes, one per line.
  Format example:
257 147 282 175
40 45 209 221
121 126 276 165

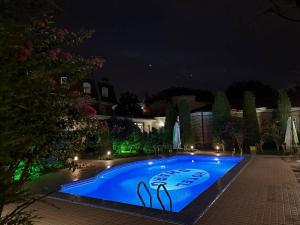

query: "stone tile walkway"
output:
3 155 300 225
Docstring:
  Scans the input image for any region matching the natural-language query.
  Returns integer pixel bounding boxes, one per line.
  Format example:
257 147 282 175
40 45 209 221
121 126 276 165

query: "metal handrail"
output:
137 181 152 208
156 184 172 212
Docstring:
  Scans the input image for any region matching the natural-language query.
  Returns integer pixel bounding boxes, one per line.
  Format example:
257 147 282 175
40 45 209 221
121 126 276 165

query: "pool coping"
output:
49 155 251 225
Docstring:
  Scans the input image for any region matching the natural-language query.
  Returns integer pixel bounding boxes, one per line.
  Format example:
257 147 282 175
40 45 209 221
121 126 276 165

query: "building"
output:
80 78 117 115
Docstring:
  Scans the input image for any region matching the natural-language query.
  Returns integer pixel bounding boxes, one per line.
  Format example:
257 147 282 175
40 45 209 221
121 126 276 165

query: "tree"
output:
164 101 177 145
224 117 244 153
178 100 194 148
243 91 260 149
277 89 292 140
226 80 277 108
212 91 231 141
115 92 143 117
0 0 104 223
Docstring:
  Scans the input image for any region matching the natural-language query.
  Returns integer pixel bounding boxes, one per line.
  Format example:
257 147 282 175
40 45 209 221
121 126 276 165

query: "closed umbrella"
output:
285 116 299 152
173 121 181 150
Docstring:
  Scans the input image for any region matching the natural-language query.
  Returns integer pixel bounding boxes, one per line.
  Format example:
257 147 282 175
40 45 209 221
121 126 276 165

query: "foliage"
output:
164 101 177 145
86 121 111 158
226 80 277 108
277 89 292 139
243 91 260 149
212 91 231 141
112 131 143 155
178 100 194 148
115 92 143 117
0 0 104 223
223 117 244 152
142 128 170 153
145 87 213 105
260 121 281 152
108 118 141 155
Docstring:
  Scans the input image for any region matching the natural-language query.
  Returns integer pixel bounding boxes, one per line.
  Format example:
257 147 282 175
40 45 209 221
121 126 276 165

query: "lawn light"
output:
190 145 194 149
74 156 79 161
107 151 111 156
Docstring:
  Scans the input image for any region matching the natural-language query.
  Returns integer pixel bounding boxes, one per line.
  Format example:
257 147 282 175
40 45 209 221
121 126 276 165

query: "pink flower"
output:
25 40 33 52
68 91 81 97
48 48 61 61
63 52 73 60
83 105 97 117
16 40 33 63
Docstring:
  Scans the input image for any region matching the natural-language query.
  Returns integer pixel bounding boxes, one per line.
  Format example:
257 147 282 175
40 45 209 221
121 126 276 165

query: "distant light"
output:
190 145 194 149
190 152 195 155
74 156 78 161
216 153 220 156
148 161 153 165
107 151 111 156
216 146 220 150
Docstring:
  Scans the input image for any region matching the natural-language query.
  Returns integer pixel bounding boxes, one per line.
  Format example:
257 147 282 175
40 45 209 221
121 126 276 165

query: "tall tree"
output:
0 0 104 223
115 92 143 117
212 91 231 141
277 89 292 139
164 101 177 144
178 100 194 148
243 91 260 148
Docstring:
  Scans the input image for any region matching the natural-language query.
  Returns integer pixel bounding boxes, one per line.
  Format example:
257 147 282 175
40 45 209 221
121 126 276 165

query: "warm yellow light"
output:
216 146 220 150
74 156 78 161
107 151 111 156
190 145 194 149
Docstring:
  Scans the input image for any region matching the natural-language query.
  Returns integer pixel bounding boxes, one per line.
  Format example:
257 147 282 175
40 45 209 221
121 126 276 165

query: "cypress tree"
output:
277 89 292 139
164 101 177 144
243 91 260 148
178 100 194 148
212 91 231 140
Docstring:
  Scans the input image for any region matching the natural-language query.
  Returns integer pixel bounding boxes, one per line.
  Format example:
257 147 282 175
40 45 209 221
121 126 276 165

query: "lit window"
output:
134 122 144 132
102 87 109 98
83 82 92 94
60 77 67 85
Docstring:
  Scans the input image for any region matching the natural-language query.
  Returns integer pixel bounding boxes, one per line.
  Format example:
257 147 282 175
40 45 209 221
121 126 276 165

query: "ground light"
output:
74 156 79 161
107 151 111 160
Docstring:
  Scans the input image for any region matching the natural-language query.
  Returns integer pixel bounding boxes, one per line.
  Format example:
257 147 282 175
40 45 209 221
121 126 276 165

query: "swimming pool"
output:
60 155 244 213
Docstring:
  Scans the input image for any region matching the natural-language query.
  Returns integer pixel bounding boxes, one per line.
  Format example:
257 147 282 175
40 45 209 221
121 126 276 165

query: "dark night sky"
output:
58 0 300 97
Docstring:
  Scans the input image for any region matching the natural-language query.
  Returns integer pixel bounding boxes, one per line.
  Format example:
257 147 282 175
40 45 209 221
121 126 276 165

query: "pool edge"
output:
49 155 251 225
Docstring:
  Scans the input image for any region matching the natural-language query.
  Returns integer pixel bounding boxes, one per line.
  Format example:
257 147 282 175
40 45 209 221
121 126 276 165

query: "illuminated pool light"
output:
148 161 153 165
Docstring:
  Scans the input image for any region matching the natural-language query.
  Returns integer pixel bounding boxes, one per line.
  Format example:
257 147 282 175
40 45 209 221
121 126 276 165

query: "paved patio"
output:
3 155 300 225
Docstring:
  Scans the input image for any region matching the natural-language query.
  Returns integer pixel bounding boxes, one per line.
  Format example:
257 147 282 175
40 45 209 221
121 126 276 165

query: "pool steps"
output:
137 181 172 212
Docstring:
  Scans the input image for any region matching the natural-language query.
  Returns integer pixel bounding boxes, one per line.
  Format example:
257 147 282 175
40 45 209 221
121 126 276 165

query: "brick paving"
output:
3 155 300 225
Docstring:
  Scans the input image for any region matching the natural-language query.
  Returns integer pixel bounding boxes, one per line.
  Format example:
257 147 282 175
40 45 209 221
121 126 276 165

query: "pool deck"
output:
3 154 300 225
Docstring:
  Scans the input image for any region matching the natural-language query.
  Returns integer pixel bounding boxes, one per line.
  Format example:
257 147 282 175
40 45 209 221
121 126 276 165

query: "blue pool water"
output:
60 155 243 212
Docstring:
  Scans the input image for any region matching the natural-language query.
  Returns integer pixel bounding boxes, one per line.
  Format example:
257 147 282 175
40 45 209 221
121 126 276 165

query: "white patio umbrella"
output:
285 116 299 152
173 121 181 150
